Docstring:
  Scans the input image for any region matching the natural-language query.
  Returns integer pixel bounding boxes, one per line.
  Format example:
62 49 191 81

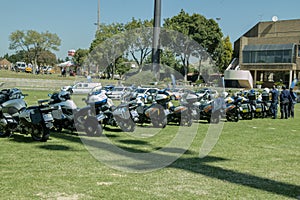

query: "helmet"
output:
58 91 71 101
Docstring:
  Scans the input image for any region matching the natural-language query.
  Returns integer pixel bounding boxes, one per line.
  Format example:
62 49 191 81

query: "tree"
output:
9 30 61 71
124 18 153 71
220 36 233 72
89 23 125 78
90 23 125 52
163 10 227 80
73 48 89 67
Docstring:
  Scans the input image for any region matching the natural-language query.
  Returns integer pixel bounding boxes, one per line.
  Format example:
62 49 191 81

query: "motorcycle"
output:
238 94 255 120
133 95 168 128
247 91 265 118
224 95 241 122
0 88 54 142
195 93 224 124
154 92 191 126
261 91 273 118
48 91 78 132
85 90 136 132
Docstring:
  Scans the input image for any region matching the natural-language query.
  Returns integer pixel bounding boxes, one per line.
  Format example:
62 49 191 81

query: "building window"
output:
243 44 295 64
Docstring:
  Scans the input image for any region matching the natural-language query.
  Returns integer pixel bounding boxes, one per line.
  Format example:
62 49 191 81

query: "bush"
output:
256 81 263 85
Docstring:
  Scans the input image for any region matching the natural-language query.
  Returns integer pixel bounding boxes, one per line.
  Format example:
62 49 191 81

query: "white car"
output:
15 62 27 72
61 82 102 94
132 87 159 103
107 86 132 100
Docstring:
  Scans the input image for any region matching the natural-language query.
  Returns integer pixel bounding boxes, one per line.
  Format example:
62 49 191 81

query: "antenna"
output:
272 16 278 22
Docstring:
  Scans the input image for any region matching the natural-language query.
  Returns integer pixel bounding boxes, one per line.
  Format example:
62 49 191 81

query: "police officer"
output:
270 85 279 119
288 87 297 118
280 86 292 119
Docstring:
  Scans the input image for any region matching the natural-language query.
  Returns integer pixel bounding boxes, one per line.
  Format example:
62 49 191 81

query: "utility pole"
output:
152 0 161 82
94 0 100 31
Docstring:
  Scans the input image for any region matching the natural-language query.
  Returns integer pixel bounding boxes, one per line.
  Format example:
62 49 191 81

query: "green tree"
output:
9 30 61 71
90 23 125 52
37 50 57 67
124 18 153 71
163 10 226 80
115 57 132 79
73 48 89 67
89 23 125 78
220 36 233 72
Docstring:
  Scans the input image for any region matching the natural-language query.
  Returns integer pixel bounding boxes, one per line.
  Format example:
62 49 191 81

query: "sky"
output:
1 0 300 60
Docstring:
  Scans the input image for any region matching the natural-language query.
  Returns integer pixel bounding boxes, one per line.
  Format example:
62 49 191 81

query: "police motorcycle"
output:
195 92 224 124
84 90 136 132
155 89 193 126
0 88 54 142
47 91 79 132
224 92 241 122
131 93 168 128
260 88 273 118
246 90 265 118
237 91 255 120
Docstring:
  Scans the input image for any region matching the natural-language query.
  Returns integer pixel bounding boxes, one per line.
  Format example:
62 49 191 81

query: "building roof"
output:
0 58 11 66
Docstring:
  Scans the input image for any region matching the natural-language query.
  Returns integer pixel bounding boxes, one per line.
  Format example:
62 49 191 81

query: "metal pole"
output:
97 0 100 31
152 0 161 81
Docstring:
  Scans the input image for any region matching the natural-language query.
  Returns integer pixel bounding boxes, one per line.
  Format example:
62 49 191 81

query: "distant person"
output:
61 67 66 77
279 86 292 119
288 87 297 118
270 85 279 119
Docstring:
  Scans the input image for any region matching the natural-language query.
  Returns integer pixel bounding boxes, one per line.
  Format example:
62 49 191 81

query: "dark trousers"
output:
280 102 289 119
270 101 278 118
288 102 295 118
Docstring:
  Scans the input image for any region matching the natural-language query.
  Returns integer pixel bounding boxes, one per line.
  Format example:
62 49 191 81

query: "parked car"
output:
25 66 33 73
107 86 132 100
15 62 27 72
132 87 159 103
104 85 115 92
195 88 219 99
42 66 55 74
61 82 102 94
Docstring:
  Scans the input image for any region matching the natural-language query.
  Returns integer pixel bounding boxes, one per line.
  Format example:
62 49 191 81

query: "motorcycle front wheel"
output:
84 116 103 137
31 124 50 142
152 117 167 128
117 119 135 132
0 126 10 137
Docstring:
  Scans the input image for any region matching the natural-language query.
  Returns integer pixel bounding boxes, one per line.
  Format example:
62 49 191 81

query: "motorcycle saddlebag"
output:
30 108 43 124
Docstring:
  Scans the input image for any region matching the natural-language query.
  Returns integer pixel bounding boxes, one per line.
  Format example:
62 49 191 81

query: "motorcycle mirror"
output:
48 93 52 97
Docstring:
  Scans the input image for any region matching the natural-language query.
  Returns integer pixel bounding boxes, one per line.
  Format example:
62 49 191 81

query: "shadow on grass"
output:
39 144 71 151
48 129 300 199
171 157 300 199
118 139 149 145
8 133 38 143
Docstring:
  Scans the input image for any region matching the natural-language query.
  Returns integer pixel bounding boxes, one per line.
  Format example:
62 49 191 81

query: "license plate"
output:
43 113 53 121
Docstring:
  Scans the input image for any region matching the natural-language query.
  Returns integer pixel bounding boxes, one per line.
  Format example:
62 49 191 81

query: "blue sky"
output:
1 0 300 60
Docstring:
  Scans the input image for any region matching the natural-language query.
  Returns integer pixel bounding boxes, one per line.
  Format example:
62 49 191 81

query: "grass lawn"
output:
0 89 300 199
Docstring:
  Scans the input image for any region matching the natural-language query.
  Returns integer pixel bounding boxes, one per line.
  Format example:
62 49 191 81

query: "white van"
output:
61 82 102 94
15 62 27 72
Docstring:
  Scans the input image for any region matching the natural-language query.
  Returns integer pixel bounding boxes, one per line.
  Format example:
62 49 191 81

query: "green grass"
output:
0 91 300 199
0 70 118 87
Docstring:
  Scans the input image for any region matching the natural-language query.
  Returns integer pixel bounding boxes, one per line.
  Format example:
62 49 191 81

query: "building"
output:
232 18 300 88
